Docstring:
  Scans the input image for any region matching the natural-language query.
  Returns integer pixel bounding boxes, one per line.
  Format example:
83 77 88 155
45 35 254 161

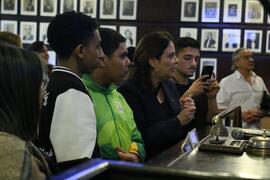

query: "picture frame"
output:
100 25 117 31
80 0 97 17
39 22 49 44
244 29 263 53
0 20 18 34
20 21 37 44
1 0 17 15
179 27 198 39
244 0 264 23
40 0 57 16
266 31 270 53
20 0 37 16
60 0 77 13
200 58 217 79
201 0 220 22
222 29 241 52
119 26 137 47
180 0 199 22
201 29 219 51
119 0 137 20
223 0 242 23
99 0 117 19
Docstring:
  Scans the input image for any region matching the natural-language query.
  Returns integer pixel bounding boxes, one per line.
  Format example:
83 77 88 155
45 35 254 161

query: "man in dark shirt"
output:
4 0 14 10
173 37 220 130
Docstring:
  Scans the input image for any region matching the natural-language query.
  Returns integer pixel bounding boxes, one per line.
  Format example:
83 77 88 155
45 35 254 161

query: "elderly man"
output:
217 48 268 129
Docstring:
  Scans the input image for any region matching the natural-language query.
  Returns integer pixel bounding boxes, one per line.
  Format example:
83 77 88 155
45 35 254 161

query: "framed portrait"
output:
200 58 217 79
99 0 117 19
244 30 263 53
0 20 18 34
179 27 198 39
222 29 241 52
100 25 117 31
40 0 57 16
80 0 97 17
119 26 137 47
201 0 220 22
268 15 270 23
245 0 264 23
180 0 199 22
20 22 37 44
266 31 270 53
223 0 242 23
201 29 219 51
119 0 137 20
20 0 37 16
39 22 49 44
1 0 17 15
60 0 77 13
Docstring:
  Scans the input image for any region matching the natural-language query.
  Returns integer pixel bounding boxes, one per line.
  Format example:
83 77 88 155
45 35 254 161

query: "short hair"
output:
0 31 22 47
127 46 135 63
99 27 126 58
174 37 200 54
130 31 173 88
47 11 98 59
231 48 246 71
0 44 43 141
28 41 46 53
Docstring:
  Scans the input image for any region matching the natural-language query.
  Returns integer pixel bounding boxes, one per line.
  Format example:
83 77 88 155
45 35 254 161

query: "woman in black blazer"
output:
118 31 196 159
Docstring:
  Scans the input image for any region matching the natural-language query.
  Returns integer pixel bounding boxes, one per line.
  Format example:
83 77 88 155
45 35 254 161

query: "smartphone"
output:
201 65 214 80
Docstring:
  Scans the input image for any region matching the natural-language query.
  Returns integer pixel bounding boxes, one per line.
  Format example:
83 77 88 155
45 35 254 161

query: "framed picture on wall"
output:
0 20 18 34
100 25 117 31
179 27 198 39
39 22 49 44
20 21 37 44
201 0 220 22
266 31 270 53
21 0 37 16
40 0 57 16
244 30 263 53
200 58 217 79
201 29 219 51
119 0 137 20
99 0 117 19
60 0 77 13
180 0 199 22
223 0 242 23
222 29 241 52
80 0 97 17
1 0 18 15
245 0 264 23
119 26 137 47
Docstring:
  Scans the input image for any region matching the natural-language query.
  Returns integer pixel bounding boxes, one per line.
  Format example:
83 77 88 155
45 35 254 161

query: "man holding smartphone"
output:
173 37 220 130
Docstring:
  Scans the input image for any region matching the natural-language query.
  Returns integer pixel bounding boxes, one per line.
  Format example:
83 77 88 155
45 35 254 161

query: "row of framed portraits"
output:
180 27 270 53
0 20 137 47
181 0 267 23
0 0 137 20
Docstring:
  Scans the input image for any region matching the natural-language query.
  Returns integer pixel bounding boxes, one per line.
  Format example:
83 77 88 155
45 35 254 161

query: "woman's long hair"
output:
129 31 173 89
0 45 43 141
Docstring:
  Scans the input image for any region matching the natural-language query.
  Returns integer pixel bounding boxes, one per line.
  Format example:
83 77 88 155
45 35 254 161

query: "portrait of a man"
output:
63 0 74 12
43 0 54 12
103 0 114 15
184 2 196 17
225 33 238 48
228 4 237 17
83 0 93 14
246 32 259 49
24 0 34 11
205 2 217 18
23 25 34 41
124 29 134 47
247 2 261 19
204 32 216 48
122 0 134 16
4 0 15 10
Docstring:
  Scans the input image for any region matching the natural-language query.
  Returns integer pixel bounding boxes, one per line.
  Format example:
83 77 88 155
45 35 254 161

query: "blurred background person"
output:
0 31 22 47
118 31 196 159
0 44 51 179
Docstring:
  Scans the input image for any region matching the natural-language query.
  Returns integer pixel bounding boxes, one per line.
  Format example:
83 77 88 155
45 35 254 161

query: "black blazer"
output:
118 78 186 159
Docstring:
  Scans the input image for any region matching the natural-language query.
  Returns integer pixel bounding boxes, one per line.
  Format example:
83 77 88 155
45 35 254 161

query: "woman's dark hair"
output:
130 31 173 88
99 27 126 58
28 41 46 53
47 11 98 59
0 44 43 141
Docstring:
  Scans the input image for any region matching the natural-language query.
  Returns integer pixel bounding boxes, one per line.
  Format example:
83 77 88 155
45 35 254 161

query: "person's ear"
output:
149 58 158 69
73 44 85 59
